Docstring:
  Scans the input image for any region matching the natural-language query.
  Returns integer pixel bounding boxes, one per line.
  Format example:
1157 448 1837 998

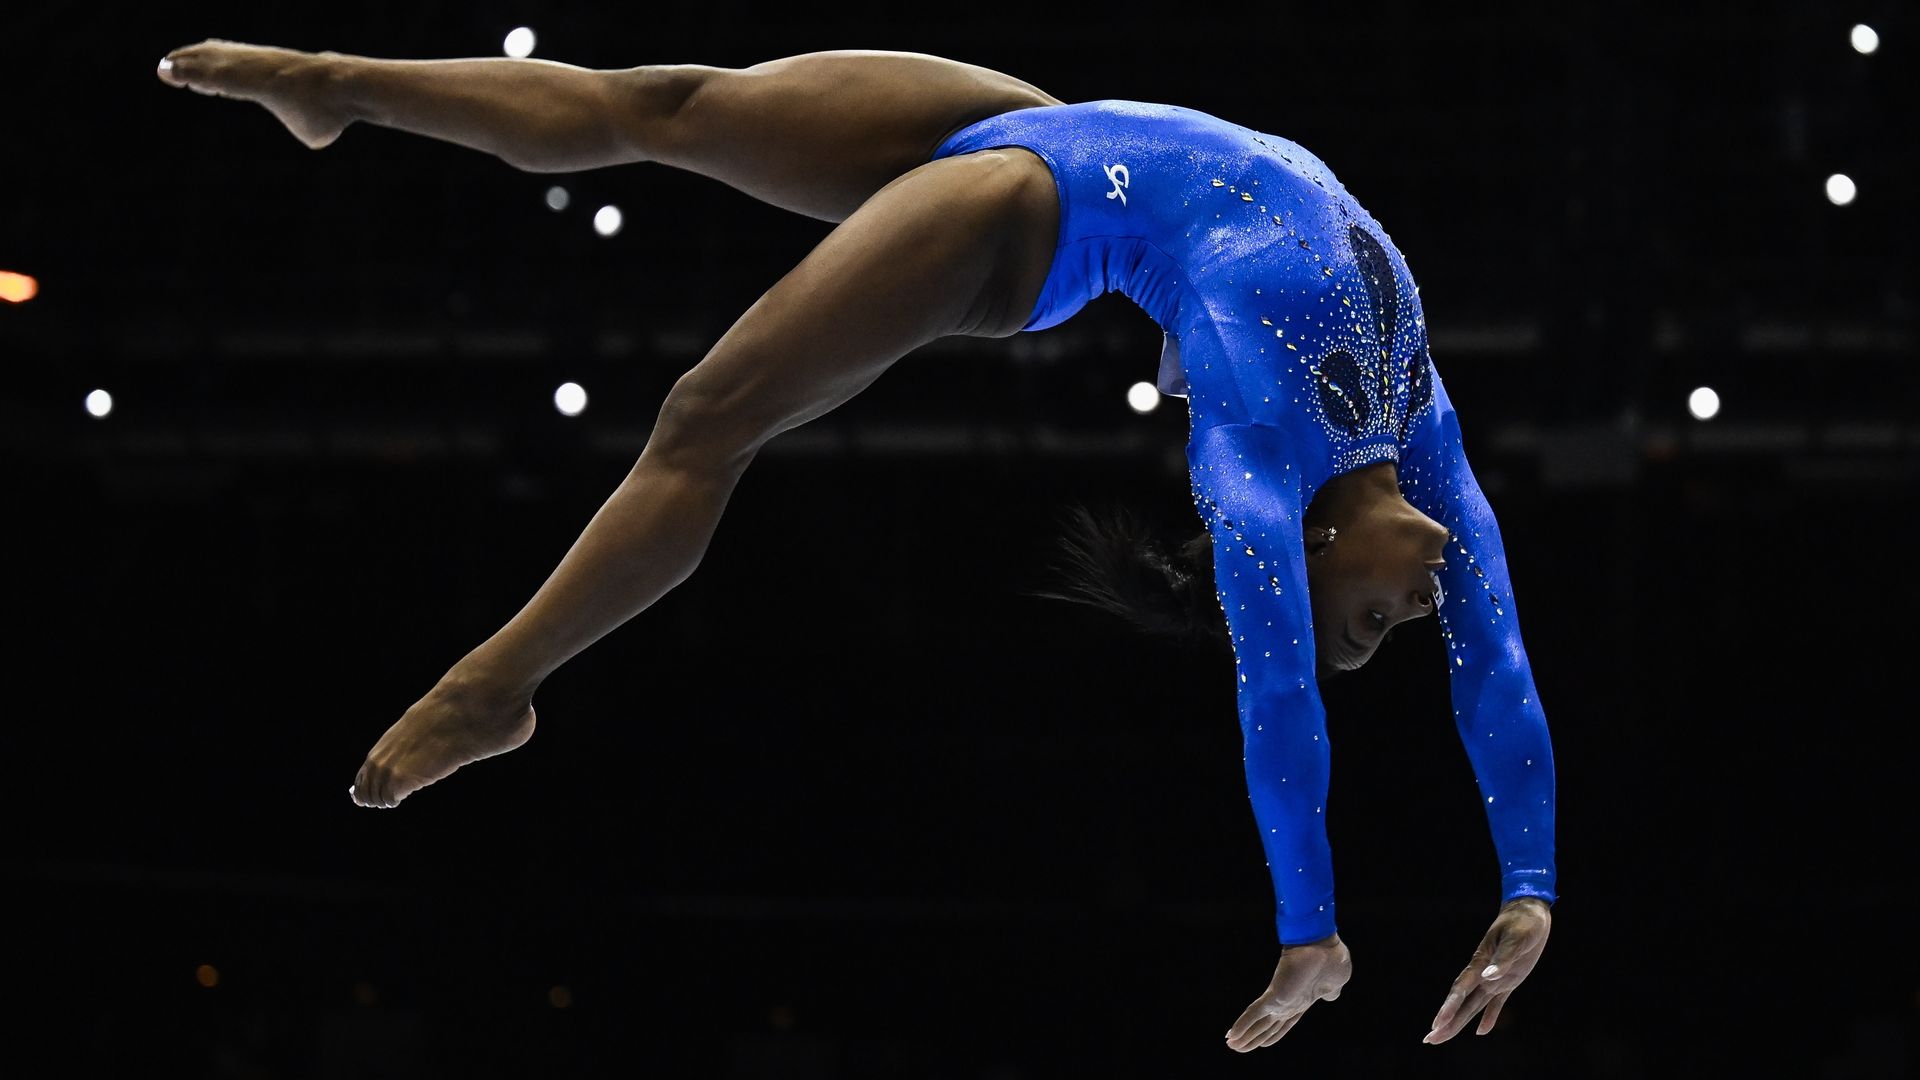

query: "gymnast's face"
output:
1304 500 1451 676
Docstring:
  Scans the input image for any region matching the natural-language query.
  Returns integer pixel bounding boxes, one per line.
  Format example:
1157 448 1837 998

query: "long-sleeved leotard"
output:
936 101 1556 945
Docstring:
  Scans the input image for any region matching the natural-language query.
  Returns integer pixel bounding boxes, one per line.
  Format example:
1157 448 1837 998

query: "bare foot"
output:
157 39 353 150
350 677 536 808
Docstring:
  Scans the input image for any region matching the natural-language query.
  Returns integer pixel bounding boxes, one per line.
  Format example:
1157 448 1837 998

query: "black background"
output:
6 2 1916 1076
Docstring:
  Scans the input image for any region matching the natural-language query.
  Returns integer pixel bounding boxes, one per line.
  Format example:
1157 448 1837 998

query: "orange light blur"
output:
0 271 38 303
195 963 220 988
548 984 573 1009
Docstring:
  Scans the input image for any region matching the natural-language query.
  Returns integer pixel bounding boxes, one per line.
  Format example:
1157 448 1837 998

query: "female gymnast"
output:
156 41 1555 1051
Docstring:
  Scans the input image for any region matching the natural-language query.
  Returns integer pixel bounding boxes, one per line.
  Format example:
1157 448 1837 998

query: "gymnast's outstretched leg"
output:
157 39 1061 806
156 42 1062 220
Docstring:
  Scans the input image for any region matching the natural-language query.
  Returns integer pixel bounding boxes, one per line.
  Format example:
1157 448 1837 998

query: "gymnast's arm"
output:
1398 364 1558 1042
1188 423 1342 946
1397 369 1558 907
1193 422 1360 1050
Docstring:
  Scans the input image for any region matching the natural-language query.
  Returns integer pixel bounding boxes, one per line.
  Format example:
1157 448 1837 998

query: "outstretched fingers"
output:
1226 996 1316 1053
1476 992 1510 1036
1436 953 1520 1037
1256 1013 1304 1048
1427 976 1498 1044
1225 1005 1274 1052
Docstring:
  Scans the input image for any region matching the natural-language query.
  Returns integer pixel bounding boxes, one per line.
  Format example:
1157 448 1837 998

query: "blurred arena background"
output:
4 2 1913 1076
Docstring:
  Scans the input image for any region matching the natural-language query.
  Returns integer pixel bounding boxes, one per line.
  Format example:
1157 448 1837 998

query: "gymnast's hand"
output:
349 667 537 808
1424 896 1552 1044
1223 933 1351 1052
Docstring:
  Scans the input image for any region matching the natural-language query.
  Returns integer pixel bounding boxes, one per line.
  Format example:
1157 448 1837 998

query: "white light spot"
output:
553 381 588 416
593 205 623 237
85 388 113 418
544 186 570 212
1850 24 1879 54
1825 173 1857 206
1687 386 1721 421
503 27 537 58
1126 381 1160 414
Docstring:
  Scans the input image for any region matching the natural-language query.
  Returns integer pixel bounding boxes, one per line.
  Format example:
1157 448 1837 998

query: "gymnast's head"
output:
1298 465 1450 675
1036 464 1448 679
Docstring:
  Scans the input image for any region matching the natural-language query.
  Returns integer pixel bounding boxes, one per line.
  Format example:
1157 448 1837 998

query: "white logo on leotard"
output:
1104 163 1130 206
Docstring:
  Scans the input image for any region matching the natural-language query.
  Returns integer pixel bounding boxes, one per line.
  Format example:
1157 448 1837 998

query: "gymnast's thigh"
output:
646 147 1060 469
620 51 1063 221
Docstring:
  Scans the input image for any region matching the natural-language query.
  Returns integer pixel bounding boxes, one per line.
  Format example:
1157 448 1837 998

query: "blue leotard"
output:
935 101 1557 945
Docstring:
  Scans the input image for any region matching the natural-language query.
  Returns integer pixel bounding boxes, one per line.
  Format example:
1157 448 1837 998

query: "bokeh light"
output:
1687 386 1721 421
0 270 38 303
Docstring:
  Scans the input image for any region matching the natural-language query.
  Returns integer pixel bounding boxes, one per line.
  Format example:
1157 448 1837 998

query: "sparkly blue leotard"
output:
935 101 1557 945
